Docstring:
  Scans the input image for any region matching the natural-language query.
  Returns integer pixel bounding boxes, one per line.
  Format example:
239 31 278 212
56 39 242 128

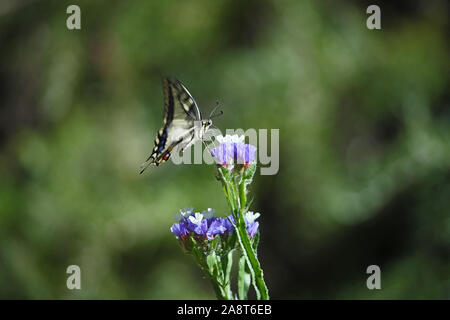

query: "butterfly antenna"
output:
209 100 223 119
210 110 224 119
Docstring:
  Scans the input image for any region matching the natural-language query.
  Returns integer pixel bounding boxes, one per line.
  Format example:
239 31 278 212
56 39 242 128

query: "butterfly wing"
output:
167 78 202 122
140 78 202 173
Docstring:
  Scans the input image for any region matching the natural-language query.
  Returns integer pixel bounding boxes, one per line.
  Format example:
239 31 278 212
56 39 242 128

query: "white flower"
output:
216 134 245 144
245 211 260 223
202 208 215 219
188 212 204 226
174 207 194 221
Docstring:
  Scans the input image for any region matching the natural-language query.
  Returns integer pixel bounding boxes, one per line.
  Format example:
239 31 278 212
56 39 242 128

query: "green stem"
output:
210 276 228 300
234 209 269 300
198 260 228 300
231 180 269 300
218 166 269 300
200 259 231 300
237 179 269 300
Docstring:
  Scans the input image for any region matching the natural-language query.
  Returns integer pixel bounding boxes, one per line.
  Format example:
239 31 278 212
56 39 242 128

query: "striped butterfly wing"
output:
140 78 202 173
165 78 202 123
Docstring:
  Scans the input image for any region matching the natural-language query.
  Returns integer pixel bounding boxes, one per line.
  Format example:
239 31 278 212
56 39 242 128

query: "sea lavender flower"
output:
246 220 259 238
174 207 194 221
206 218 228 239
170 207 261 245
245 211 260 224
170 220 189 239
171 208 240 241
170 208 239 300
245 211 260 237
223 216 235 234
217 134 245 144
222 213 260 238
171 133 269 300
188 218 209 236
211 135 257 170
202 208 215 219
188 212 204 226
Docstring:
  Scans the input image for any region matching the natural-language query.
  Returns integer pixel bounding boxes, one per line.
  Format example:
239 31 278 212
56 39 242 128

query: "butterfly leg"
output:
156 139 183 161
179 138 196 153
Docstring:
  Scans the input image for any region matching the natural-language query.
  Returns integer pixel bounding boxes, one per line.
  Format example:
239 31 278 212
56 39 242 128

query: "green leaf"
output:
243 162 257 185
238 255 251 300
222 250 234 299
206 253 216 274
252 231 260 254
245 197 254 212
223 250 234 283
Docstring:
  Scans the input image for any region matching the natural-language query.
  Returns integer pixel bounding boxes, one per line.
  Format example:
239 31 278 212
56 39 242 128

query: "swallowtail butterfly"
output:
140 78 221 174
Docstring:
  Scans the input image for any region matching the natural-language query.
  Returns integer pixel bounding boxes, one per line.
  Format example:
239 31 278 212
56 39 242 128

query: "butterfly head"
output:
203 119 213 129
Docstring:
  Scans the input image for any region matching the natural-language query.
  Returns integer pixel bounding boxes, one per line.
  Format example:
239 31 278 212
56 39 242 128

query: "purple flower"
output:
171 207 260 241
206 218 228 239
170 221 189 238
187 217 208 236
211 143 235 167
177 211 229 239
223 215 235 233
211 135 257 169
246 221 259 238
244 211 260 237
224 213 259 238
235 144 257 166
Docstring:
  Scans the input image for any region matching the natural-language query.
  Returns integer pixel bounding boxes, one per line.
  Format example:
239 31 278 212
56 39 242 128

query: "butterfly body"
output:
140 78 213 173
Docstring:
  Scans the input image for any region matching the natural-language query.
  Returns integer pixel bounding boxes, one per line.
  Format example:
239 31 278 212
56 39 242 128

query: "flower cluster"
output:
211 135 257 170
169 135 268 300
170 207 260 241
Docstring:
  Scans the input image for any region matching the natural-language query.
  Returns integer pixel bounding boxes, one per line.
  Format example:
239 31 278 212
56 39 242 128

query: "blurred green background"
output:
0 0 449 299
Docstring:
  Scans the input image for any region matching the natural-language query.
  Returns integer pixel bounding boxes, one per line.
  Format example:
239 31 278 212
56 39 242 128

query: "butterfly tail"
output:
139 154 157 174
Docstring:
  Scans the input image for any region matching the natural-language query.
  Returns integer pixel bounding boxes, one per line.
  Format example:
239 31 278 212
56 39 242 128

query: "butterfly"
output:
140 78 222 174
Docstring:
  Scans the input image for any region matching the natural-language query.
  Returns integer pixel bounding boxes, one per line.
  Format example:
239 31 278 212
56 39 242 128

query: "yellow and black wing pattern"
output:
140 78 201 174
